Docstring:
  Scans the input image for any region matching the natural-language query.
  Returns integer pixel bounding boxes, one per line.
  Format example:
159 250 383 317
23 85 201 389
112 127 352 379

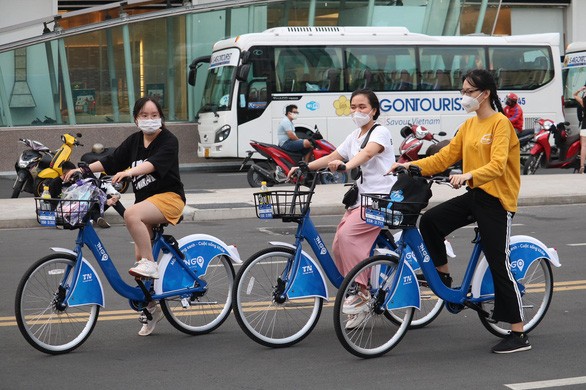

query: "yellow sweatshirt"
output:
414 112 520 212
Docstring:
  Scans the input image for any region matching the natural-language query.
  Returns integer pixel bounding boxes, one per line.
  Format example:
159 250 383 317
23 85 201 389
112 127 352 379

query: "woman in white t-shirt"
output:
290 89 396 328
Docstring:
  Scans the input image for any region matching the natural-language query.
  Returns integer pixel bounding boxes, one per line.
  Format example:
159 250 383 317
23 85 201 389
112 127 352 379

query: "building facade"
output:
0 0 580 171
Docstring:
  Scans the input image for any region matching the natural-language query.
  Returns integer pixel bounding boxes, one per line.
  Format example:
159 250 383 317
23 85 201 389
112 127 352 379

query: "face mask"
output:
137 118 161 134
461 93 485 113
351 110 373 127
290 113 298 120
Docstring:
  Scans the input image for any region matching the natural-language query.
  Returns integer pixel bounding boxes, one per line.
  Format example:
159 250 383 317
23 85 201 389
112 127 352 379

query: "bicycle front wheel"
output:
15 253 100 354
232 247 323 348
334 255 414 359
478 258 553 337
161 255 235 335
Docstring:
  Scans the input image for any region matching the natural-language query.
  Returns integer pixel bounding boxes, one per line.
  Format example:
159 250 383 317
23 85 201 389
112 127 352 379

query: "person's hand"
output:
287 166 299 179
63 168 82 182
112 170 131 184
449 172 472 189
327 160 345 172
107 195 120 206
387 162 411 175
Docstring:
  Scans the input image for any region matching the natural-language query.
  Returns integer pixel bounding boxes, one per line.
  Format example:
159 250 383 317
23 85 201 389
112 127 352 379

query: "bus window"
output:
490 46 553 90
346 46 415 91
275 47 342 93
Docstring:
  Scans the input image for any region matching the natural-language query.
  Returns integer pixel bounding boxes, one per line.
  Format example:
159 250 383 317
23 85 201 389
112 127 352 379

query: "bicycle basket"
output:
360 193 426 228
253 190 313 219
35 198 97 229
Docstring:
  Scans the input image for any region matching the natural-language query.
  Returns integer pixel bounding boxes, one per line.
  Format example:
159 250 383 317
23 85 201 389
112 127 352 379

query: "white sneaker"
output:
129 258 159 279
138 304 164 336
345 311 368 330
342 291 370 315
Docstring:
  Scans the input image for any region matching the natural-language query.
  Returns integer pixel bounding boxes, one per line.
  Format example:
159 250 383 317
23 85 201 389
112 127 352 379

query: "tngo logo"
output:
184 256 205 268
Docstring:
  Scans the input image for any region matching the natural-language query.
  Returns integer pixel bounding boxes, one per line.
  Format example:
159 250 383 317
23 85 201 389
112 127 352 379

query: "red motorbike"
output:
397 123 448 163
522 119 580 175
240 126 347 187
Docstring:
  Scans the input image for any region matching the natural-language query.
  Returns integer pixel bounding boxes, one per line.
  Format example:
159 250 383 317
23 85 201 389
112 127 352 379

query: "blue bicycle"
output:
333 175 560 358
15 179 241 354
231 168 444 348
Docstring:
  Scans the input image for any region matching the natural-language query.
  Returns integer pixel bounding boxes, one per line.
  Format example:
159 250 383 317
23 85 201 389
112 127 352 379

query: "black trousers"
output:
419 188 523 324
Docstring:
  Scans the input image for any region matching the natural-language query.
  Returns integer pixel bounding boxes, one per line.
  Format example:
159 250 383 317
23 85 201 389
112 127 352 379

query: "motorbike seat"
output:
255 141 306 162
81 148 115 164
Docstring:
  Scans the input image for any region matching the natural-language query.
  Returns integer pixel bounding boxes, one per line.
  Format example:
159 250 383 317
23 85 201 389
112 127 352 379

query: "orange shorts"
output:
145 192 185 225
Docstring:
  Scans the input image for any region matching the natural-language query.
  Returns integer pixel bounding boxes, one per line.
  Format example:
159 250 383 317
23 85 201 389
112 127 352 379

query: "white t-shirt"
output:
337 124 397 205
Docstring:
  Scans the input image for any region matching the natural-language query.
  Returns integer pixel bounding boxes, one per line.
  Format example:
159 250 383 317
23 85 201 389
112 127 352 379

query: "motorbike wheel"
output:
522 153 542 175
247 161 274 187
33 178 49 197
319 170 348 185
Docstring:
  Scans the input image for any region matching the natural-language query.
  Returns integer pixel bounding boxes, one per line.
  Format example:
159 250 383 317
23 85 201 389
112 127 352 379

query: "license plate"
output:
204 148 210 158
39 211 57 227
258 204 273 219
365 208 384 227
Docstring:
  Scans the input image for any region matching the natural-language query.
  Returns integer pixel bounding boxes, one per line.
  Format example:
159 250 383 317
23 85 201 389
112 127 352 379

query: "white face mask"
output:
461 92 486 113
290 113 298 120
137 118 162 134
351 110 373 127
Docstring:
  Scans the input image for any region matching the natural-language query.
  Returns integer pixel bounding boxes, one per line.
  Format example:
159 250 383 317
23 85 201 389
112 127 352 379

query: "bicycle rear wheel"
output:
15 253 99 354
334 255 413 359
478 258 553 337
232 247 323 348
160 255 234 335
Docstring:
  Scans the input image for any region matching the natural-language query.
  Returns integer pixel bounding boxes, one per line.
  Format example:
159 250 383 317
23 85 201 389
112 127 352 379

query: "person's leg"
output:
579 131 586 173
473 191 523 327
124 200 167 262
419 191 474 274
332 207 380 287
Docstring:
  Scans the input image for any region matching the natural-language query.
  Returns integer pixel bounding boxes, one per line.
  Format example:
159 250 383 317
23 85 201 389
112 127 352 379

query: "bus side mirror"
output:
188 55 211 86
241 50 250 65
235 64 250 82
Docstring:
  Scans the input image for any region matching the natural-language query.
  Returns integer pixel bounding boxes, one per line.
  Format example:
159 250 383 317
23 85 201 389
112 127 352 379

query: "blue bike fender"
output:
155 234 241 295
470 235 560 299
269 241 328 301
386 261 420 311
51 247 105 308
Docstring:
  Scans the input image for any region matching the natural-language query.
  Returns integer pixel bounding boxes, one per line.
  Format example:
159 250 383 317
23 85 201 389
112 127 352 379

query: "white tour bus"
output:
562 41 586 130
189 27 564 158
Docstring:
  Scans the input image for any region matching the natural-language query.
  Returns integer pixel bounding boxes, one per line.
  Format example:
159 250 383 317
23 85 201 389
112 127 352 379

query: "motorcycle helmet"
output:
505 93 518 106
414 125 429 139
92 143 104 154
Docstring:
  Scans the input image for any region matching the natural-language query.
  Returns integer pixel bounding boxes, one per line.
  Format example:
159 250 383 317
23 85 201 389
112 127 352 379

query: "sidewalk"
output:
1 174 585 229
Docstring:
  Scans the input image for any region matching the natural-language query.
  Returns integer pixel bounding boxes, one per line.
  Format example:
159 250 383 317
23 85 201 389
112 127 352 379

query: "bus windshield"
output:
199 47 240 114
562 42 586 129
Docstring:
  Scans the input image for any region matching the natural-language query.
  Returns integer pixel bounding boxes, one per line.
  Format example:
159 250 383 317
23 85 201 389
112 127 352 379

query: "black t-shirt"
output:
100 128 185 204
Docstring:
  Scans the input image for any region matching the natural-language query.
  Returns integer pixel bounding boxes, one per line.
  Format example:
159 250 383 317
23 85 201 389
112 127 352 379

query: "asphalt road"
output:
1 204 586 389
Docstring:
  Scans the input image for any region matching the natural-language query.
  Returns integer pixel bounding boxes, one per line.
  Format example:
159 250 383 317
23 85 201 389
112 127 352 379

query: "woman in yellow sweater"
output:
390 69 528 354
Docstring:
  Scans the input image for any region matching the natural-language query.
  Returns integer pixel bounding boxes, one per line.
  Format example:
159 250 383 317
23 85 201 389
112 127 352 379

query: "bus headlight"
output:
215 125 231 142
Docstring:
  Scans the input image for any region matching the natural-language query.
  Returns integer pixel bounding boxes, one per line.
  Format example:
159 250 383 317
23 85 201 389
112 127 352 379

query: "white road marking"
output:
567 243 586 246
505 376 586 389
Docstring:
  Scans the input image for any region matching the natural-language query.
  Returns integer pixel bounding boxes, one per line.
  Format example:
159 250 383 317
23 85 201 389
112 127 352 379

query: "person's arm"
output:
573 87 585 108
580 134 586 174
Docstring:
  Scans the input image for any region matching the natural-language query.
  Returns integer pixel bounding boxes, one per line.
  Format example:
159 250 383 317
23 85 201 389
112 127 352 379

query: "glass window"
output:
274 46 342 92
200 65 235 113
420 46 485 91
490 46 553 90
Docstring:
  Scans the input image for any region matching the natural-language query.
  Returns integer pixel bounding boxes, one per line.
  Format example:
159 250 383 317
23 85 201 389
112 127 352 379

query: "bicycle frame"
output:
383 226 560 312
54 221 240 310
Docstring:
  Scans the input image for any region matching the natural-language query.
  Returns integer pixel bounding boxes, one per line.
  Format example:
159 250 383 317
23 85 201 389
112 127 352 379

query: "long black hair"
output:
350 89 381 120
462 69 504 114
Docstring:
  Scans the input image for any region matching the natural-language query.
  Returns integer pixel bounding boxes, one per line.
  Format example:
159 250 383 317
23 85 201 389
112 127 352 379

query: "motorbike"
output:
80 143 130 193
34 133 83 196
240 126 348 187
397 123 448 163
517 125 536 166
522 119 581 175
12 138 54 198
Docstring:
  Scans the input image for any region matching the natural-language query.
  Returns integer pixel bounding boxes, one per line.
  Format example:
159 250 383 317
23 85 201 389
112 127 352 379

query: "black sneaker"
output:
416 272 452 288
492 333 531 354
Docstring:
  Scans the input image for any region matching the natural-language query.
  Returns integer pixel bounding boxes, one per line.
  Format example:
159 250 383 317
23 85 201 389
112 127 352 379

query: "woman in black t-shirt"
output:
66 97 185 335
